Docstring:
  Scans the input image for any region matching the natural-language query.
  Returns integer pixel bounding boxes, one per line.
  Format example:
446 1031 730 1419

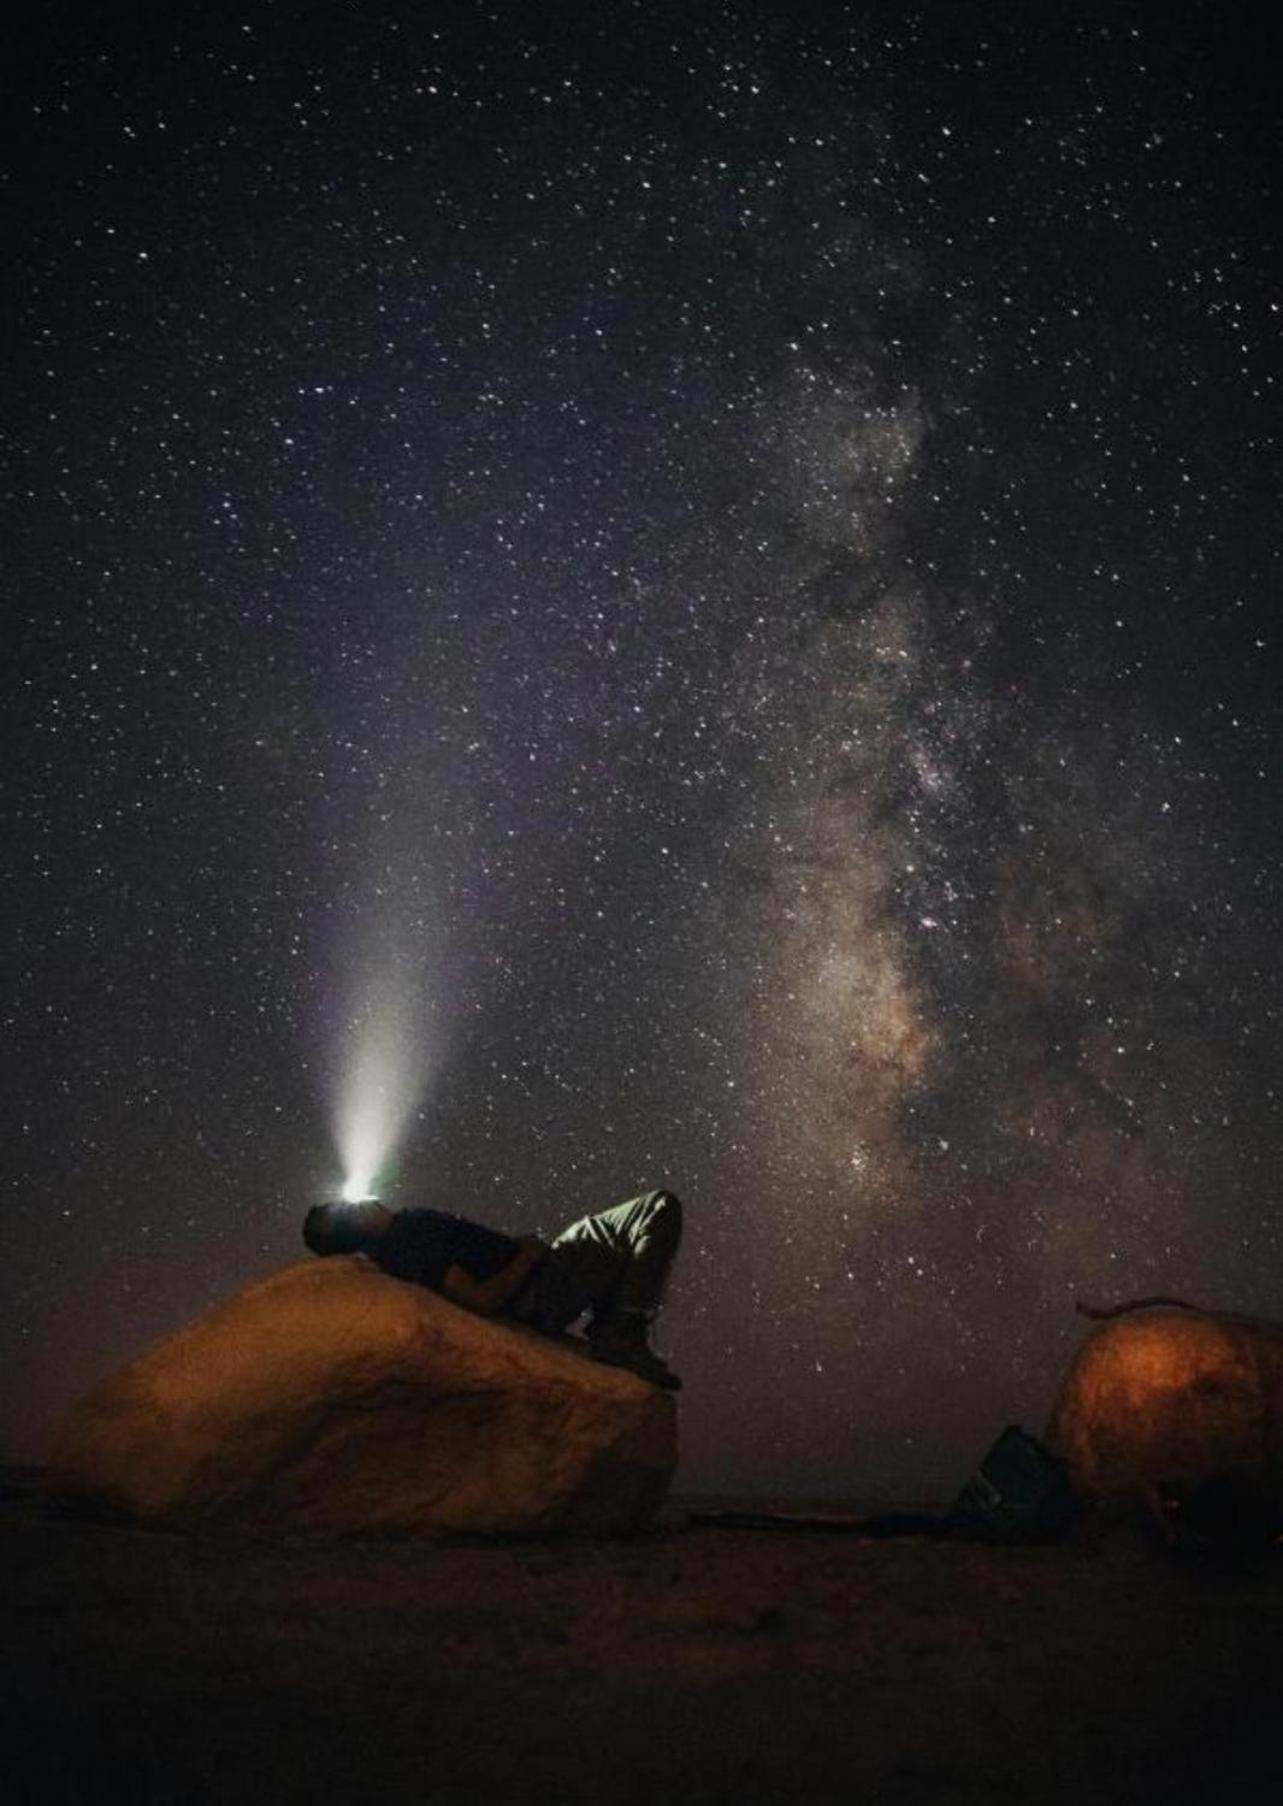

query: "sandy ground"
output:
4 1472 1282 1806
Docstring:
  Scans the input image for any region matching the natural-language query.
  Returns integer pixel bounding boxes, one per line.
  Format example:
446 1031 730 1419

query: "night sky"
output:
4 2 1279 1499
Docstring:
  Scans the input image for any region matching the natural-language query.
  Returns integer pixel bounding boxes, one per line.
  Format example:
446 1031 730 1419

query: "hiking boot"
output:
593 1340 683 1390
589 1312 682 1391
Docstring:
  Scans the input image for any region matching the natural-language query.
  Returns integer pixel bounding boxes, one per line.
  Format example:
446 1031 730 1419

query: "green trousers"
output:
512 1189 682 1333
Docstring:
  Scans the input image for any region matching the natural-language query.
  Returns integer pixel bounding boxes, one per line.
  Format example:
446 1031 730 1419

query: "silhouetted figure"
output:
303 1189 682 1389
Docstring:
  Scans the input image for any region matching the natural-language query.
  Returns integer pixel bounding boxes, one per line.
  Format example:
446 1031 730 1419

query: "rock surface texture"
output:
48 1258 677 1537
1047 1305 1283 1534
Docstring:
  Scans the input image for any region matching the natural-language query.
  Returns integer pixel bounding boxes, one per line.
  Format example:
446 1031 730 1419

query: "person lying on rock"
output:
302 1188 682 1390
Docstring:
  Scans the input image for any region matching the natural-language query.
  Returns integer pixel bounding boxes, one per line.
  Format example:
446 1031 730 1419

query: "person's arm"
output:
440 1236 548 1317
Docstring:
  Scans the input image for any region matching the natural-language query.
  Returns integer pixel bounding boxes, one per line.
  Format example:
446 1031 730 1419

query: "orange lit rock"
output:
48 1258 677 1537
1047 1306 1283 1533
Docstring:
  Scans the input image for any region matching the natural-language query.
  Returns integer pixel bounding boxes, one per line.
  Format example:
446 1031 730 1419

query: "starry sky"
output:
3 1 1279 1498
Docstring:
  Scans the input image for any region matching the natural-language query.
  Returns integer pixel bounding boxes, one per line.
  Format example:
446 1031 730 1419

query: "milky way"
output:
3 3 1279 1495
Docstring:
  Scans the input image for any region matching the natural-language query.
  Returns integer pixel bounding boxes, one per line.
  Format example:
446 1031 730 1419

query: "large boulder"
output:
1047 1304 1283 1536
48 1258 677 1537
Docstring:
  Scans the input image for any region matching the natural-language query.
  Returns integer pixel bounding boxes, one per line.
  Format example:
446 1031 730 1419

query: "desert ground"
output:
4 1468 1281 1806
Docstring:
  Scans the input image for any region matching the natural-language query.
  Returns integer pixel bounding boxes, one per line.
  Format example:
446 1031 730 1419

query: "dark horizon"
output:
3 1 1280 1499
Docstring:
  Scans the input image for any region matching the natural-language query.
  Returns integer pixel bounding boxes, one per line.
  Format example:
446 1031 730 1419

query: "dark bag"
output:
947 1425 1079 1543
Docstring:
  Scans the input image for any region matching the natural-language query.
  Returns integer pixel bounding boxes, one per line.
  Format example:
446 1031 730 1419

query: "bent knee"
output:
647 1188 683 1227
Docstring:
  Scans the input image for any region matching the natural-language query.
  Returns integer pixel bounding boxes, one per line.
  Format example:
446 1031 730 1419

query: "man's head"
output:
302 1199 393 1257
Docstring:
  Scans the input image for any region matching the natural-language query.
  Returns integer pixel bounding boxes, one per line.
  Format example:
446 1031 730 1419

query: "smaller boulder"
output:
1046 1304 1283 1540
48 1258 677 1537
